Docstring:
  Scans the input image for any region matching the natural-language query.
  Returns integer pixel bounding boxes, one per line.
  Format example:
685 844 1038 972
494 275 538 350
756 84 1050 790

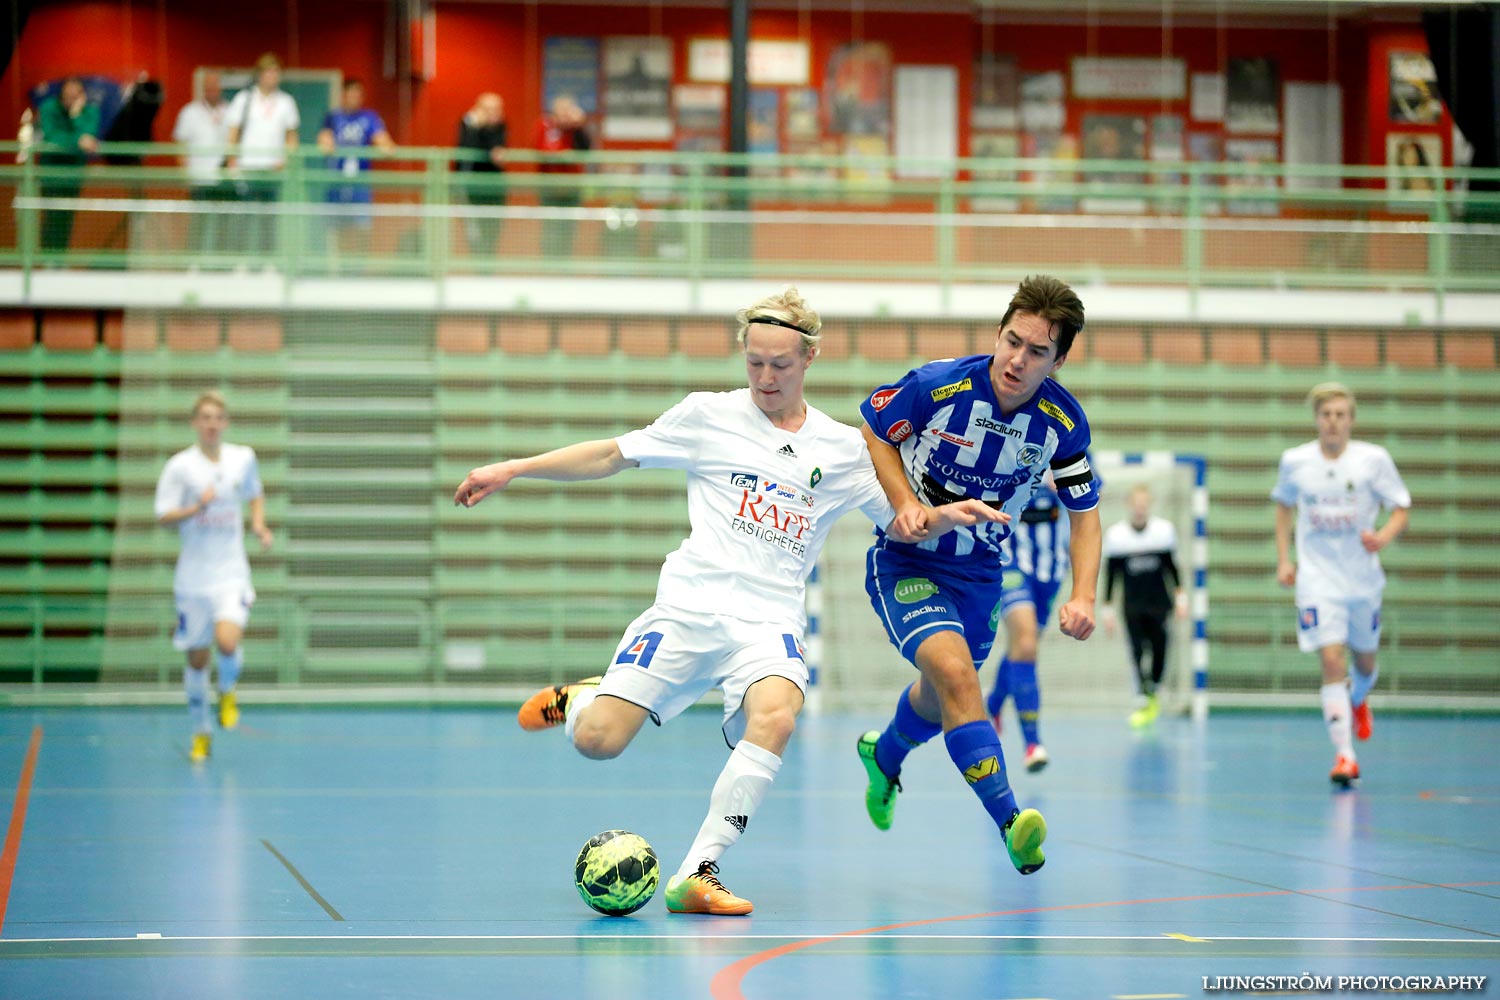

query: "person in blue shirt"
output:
855 274 1102 876
986 474 1069 773
316 79 394 260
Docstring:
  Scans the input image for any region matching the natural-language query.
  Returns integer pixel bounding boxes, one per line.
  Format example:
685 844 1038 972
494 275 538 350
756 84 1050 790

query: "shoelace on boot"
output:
541 686 569 724
692 860 730 892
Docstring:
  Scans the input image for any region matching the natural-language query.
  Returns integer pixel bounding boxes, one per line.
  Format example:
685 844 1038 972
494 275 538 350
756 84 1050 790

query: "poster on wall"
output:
674 84 725 135
1071 57 1186 101
749 87 781 176
1226 58 1279 134
1150 114 1186 208
1082 114 1147 213
1190 73 1225 123
543 37 600 115
1386 132 1442 197
1020 71 1066 131
785 87 820 140
1024 130 1078 213
1389 52 1444 124
604 37 673 141
687 39 810 86
972 54 1019 130
969 132 1020 212
1187 132 1223 214
1224 137 1279 215
825 42 891 136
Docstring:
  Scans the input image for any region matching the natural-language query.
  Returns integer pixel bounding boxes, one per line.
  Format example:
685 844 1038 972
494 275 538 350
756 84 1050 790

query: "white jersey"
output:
615 389 896 629
226 88 300 170
154 443 263 594
1271 440 1410 601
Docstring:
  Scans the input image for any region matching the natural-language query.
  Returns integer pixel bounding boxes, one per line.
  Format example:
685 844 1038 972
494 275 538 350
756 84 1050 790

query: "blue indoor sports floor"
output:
0 704 1495 999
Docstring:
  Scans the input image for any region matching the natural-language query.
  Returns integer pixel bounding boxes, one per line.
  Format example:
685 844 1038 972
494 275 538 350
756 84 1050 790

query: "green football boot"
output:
857 730 901 831
1003 807 1048 875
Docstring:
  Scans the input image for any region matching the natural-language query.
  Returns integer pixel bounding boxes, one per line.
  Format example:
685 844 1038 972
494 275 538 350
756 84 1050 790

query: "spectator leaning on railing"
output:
225 53 299 258
36 76 100 253
171 70 232 255
316 78 394 262
455 91 508 256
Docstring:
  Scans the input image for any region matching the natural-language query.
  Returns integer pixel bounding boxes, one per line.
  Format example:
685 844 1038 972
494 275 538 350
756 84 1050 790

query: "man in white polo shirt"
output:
172 69 231 254
225 53 299 256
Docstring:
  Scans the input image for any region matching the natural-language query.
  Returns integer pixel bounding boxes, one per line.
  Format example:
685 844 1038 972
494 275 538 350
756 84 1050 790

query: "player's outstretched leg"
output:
518 676 602 731
857 730 902 830
664 861 753 915
945 719 1046 874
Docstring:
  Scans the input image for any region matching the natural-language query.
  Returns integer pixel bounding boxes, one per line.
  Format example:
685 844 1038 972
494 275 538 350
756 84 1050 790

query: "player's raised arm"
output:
454 438 638 508
1057 505 1101 640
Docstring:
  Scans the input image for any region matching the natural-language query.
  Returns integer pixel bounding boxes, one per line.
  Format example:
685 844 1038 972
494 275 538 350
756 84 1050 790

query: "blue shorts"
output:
999 568 1064 629
865 542 1004 668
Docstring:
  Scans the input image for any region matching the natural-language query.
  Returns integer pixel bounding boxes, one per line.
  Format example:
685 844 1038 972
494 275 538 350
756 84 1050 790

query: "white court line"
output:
1 934 1495 944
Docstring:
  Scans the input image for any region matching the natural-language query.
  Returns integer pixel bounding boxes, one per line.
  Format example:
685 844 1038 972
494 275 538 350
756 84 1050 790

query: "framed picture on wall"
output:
973 54 1019 130
1389 52 1444 125
968 132 1020 212
543 37 600 116
785 87 820 141
604 37 673 141
1386 132 1442 198
1226 57 1279 134
1223 137 1279 215
825 42 891 137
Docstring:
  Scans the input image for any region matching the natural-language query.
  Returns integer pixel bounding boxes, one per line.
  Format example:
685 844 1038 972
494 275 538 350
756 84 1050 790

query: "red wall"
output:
1 0 1439 167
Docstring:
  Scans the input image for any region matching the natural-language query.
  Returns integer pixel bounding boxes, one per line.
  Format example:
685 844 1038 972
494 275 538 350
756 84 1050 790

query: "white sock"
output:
1320 682 1354 758
217 647 243 694
1349 665 1379 708
674 741 781 882
184 665 211 734
563 685 599 744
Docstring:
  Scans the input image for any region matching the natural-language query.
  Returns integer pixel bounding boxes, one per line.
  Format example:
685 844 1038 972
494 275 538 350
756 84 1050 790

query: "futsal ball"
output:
574 830 660 916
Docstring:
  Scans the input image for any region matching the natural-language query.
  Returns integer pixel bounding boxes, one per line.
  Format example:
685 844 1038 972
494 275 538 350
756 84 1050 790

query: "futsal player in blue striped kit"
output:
855 275 1102 875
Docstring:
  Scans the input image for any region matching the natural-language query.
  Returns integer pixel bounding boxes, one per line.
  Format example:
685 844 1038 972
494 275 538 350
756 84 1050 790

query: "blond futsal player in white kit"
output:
154 391 273 762
454 289 1003 914
1272 382 1410 787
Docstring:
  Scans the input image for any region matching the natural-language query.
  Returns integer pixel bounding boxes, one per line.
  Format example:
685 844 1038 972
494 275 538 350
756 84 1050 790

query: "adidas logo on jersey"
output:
777 444 796 457
724 814 749 833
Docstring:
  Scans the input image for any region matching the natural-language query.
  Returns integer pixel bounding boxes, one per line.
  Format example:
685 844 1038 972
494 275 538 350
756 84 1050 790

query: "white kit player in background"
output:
154 390 273 763
454 288 1003 915
1272 382 1410 788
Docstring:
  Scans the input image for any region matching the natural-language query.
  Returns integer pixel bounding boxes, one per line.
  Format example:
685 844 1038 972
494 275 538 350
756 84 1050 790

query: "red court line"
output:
708 880 1500 1000
0 726 42 937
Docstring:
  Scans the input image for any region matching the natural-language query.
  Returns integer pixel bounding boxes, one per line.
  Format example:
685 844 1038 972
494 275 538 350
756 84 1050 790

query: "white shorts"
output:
1295 595 1381 654
597 603 808 748
173 584 255 651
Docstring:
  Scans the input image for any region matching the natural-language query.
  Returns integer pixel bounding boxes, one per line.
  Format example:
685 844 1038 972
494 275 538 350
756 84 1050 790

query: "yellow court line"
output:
1162 931 1210 942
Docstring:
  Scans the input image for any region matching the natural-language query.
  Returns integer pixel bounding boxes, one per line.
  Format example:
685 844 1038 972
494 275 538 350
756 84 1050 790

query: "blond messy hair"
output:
1307 381 1355 417
735 287 822 357
191 389 227 418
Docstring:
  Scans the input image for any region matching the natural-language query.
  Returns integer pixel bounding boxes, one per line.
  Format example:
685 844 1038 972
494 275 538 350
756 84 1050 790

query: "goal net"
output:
810 451 1208 718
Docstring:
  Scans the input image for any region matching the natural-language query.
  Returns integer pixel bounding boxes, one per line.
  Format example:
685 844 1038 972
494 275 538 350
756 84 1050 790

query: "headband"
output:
747 315 811 335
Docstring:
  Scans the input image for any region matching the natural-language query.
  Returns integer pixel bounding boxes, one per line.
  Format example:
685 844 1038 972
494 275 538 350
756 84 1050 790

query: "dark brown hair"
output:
999 274 1085 358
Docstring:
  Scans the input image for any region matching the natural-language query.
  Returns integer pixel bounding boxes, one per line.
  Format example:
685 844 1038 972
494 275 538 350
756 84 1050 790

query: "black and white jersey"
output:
1103 516 1180 615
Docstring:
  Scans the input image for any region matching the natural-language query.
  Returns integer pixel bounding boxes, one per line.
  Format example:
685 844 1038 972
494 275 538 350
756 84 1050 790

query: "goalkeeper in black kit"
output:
1102 484 1185 727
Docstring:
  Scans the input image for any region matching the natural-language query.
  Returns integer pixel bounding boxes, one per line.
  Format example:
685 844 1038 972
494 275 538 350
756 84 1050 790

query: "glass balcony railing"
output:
4 141 1498 295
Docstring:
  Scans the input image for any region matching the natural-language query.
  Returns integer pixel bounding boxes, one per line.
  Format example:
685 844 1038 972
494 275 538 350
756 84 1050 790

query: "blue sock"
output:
217 647 243 693
1009 659 1041 745
986 657 1011 718
184 665 210 733
945 720 1019 831
874 683 942 777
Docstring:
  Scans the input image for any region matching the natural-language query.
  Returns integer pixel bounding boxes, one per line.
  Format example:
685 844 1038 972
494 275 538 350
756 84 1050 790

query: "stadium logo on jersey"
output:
1017 444 1044 467
870 388 901 411
810 467 822 488
1299 607 1319 630
1037 399 1075 431
963 756 999 784
729 473 759 489
894 577 939 604
930 429 975 448
930 377 973 402
975 416 1022 439
887 420 914 443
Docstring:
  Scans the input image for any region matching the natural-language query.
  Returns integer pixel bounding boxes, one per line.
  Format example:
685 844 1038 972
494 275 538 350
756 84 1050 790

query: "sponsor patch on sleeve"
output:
870 387 901 411
1036 398 1075 431
886 419 914 444
929 377 973 403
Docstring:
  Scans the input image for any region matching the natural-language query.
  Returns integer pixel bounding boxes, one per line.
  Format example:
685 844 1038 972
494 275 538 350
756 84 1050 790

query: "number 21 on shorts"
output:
615 632 664 669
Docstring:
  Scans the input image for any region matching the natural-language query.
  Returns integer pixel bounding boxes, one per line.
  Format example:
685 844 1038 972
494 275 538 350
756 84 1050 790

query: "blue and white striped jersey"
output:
1003 482 1071 585
859 354 1097 566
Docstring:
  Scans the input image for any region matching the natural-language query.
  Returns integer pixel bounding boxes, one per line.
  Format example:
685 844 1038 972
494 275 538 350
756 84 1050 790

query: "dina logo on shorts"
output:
894 578 938 604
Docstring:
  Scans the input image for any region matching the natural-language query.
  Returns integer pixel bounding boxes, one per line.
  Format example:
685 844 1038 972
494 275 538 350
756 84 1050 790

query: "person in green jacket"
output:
37 76 99 253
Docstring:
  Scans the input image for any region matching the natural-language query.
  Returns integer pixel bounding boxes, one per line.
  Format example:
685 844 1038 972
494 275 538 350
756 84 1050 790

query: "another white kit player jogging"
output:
1272 382 1410 788
154 390 273 763
453 288 1002 915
